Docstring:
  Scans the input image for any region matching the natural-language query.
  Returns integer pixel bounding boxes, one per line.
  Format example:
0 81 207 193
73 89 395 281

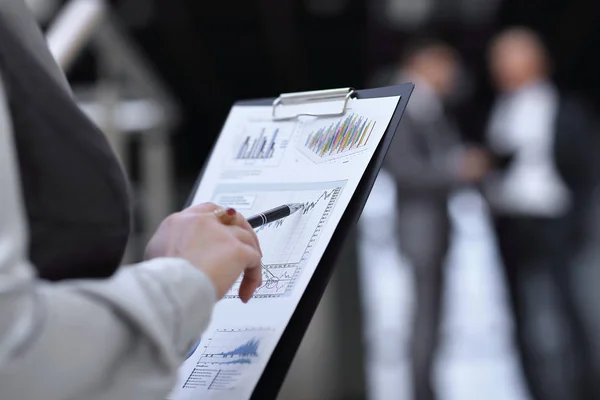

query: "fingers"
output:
187 203 237 225
186 203 261 256
230 226 262 260
186 202 221 213
213 207 237 225
176 202 264 302
232 231 262 270
230 226 258 249
238 265 262 303
228 210 262 256
187 204 248 228
233 237 262 303
205 204 262 257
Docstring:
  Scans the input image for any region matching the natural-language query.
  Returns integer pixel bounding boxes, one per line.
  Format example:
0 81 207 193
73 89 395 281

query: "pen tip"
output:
289 203 304 213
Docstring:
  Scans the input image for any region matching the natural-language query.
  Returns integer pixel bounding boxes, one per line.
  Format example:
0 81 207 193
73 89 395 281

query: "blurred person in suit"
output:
484 27 598 400
383 39 490 400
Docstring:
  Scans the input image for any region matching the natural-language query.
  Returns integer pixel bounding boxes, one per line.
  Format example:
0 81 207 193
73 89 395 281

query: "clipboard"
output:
184 83 414 399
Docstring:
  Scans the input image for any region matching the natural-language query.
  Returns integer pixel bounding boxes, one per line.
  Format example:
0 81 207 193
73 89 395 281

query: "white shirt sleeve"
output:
0 70 217 400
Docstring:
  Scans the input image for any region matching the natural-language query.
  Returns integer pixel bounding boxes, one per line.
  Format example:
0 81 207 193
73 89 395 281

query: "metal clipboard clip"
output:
272 87 356 121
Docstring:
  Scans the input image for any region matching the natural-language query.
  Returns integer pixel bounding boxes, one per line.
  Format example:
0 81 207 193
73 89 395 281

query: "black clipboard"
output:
185 83 414 399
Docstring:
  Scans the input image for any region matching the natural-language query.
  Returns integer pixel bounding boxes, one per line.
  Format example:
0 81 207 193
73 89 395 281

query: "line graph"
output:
228 121 295 167
181 327 274 392
300 113 376 163
212 181 346 298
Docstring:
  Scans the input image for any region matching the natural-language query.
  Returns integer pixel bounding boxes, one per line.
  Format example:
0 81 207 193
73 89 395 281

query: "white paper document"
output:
168 95 401 400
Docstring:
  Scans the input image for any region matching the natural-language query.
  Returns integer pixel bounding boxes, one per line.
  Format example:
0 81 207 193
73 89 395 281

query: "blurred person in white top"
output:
484 27 598 400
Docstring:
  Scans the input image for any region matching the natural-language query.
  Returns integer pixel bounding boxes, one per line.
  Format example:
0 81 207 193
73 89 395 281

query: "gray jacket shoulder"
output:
0 0 71 91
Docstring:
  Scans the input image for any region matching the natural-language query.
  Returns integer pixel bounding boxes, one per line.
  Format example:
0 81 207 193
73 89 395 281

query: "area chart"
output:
181 327 274 392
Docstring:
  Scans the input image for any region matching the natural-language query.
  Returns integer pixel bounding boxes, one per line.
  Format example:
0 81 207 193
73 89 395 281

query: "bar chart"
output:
300 113 376 163
229 122 294 167
236 128 278 160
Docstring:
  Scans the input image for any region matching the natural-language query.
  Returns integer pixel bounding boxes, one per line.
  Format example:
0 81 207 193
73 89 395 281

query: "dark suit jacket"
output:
383 105 463 264
553 96 599 247
0 0 131 280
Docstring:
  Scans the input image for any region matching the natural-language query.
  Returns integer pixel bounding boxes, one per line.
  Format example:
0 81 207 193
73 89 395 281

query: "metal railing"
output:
45 0 181 262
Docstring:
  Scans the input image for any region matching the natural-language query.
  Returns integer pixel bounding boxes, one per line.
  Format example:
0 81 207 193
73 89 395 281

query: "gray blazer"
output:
0 1 216 399
383 80 463 263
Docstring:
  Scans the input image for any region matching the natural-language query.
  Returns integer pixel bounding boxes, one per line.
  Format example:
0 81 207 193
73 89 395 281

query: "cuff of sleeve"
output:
136 258 217 359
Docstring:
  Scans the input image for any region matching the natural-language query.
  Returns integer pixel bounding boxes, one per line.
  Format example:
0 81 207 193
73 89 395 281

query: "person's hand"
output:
458 147 491 182
145 203 263 303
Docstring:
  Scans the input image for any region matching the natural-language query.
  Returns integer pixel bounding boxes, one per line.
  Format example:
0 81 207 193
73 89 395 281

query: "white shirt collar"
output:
499 79 557 103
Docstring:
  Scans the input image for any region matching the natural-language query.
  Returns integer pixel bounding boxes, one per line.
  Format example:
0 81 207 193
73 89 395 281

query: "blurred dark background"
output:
56 0 600 188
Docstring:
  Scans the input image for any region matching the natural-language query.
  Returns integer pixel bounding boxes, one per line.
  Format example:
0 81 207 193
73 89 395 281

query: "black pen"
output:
247 203 304 229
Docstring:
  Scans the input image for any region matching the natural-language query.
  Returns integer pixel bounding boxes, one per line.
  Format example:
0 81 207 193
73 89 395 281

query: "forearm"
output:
1 259 216 400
